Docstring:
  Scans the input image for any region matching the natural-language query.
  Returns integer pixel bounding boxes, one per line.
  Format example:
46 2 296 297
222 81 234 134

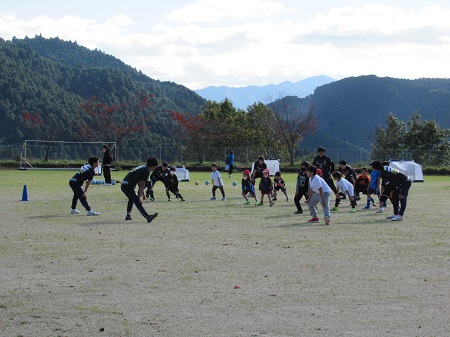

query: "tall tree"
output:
405 112 450 165
370 112 407 161
266 95 317 165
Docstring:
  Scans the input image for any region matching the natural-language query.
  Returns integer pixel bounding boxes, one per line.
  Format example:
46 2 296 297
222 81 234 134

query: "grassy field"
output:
1 169 449 337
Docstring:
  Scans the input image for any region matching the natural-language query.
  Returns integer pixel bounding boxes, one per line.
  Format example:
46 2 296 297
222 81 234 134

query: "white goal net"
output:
20 140 117 170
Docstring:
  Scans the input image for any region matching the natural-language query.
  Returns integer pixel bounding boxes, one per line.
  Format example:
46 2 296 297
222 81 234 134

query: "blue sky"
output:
1 1 450 89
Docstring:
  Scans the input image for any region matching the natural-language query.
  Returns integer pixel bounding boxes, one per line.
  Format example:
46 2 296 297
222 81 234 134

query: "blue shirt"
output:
369 170 380 189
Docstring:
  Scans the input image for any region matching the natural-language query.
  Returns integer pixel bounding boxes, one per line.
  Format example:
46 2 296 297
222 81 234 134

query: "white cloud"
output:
2 3 450 89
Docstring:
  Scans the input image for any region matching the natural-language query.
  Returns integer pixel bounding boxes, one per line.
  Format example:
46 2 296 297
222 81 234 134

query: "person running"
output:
312 147 337 194
305 165 331 225
225 151 235 178
121 157 159 223
294 161 309 214
69 156 101 216
371 160 411 221
210 163 226 201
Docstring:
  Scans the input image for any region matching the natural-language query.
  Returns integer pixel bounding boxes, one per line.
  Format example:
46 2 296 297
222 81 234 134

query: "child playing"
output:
354 168 370 200
331 171 356 212
241 170 259 205
121 157 159 223
294 161 309 214
362 166 380 210
145 161 169 201
371 160 411 221
273 171 288 201
210 163 226 201
258 168 274 206
164 166 185 202
69 156 101 216
305 165 331 225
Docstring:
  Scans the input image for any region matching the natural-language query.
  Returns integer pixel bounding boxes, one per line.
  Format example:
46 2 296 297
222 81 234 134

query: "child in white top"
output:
305 166 331 225
210 163 226 201
331 171 356 212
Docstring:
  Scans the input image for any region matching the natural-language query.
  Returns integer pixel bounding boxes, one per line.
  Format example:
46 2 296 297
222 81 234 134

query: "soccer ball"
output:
195 181 199 185
232 181 237 186
205 180 210 185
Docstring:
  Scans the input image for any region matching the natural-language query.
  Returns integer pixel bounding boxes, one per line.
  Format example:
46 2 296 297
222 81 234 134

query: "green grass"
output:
1 169 450 336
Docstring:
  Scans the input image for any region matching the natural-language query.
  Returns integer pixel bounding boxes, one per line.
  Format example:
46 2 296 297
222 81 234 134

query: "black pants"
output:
228 164 234 175
323 174 337 194
69 181 91 211
294 191 308 211
212 185 225 198
103 165 111 184
121 184 150 218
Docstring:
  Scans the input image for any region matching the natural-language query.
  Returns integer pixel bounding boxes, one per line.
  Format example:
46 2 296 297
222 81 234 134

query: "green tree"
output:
370 112 407 161
405 112 450 165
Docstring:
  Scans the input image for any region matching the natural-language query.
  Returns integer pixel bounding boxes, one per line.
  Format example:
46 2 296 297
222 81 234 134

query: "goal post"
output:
20 140 117 170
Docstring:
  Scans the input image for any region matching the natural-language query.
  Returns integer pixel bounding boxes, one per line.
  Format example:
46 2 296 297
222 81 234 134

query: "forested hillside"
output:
310 75 450 147
0 35 205 147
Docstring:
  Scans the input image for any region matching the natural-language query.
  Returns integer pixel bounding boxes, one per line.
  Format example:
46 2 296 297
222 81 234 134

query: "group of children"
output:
69 148 411 225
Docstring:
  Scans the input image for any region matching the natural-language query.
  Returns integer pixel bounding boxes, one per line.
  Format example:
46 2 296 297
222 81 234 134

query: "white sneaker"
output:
386 214 397 219
375 208 384 213
71 209 80 214
325 216 331 225
391 215 403 221
87 210 100 216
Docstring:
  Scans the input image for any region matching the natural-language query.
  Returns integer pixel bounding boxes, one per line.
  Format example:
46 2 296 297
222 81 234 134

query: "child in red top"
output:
354 168 370 200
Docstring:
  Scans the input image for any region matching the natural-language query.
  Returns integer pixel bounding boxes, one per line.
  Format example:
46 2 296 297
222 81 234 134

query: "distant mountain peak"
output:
195 75 335 109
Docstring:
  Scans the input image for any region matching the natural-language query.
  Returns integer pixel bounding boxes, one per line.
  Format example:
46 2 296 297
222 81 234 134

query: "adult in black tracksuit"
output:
101 144 113 184
312 147 337 194
121 157 159 223
69 156 100 215
146 161 169 200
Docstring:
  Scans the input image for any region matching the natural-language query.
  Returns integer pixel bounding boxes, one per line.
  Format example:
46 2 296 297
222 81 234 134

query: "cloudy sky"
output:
1 1 450 89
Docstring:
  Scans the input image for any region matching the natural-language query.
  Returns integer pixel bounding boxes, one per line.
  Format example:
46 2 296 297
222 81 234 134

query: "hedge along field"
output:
1 169 449 337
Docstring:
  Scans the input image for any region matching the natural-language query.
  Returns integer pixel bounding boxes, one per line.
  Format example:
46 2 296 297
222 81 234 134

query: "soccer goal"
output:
20 140 117 170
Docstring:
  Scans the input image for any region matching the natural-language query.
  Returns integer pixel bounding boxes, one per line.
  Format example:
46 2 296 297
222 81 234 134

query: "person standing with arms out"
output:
313 147 337 195
294 161 309 214
251 155 267 184
225 151 235 178
305 165 332 225
101 144 113 186
210 163 226 201
69 156 100 216
121 157 159 223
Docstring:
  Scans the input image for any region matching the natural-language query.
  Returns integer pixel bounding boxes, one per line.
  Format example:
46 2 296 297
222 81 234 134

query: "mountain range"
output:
1 35 449 162
194 76 335 109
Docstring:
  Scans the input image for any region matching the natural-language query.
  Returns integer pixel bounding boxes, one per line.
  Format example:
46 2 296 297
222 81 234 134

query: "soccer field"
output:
1 169 449 337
